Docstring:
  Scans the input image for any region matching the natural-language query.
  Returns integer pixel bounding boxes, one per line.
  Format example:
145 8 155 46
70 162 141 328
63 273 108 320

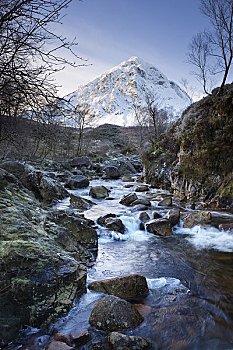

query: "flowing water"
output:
8 178 233 349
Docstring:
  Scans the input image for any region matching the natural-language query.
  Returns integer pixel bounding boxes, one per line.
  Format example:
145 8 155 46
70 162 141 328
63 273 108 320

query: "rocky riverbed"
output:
1 156 233 349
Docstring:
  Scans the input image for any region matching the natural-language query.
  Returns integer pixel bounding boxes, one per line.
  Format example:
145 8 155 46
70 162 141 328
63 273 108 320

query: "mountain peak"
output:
66 58 191 127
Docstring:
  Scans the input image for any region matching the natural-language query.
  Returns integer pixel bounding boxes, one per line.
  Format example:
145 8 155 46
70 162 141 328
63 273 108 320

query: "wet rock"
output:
89 295 143 331
146 219 172 236
153 211 163 219
135 184 150 192
139 212 150 223
65 175 89 189
131 198 151 207
122 175 133 182
183 211 212 228
47 340 74 350
88 274 149 300
102 166 121 179
70 329 91 345
54 333 71 344
69 194 94 210
89 185 110 199
97 213 117 226
158 197 172 207
165 209 180 226
108 332 151 350
120 193 138 206
104 217 125 234
219 223 233 232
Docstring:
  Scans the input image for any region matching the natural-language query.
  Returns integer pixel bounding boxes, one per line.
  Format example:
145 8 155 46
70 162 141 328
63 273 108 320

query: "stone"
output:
153 212 163 219
53 333 70 344
88 274 149 300
89 295 143 331
158 197 172 207
219 223 233 232
183 211 212 228
108 332 151 350
97 213 117 226
89 186 109 199
119 193 138 206
131 198 151 207
139 212 150 223
65 175 89 189
146 219 172 236
70 329 91 345
69 194 94 210
47 340 74 350
165 209 180 226
102 166 121 179
104 217 125 234
68 156 92 169
135 185 149 192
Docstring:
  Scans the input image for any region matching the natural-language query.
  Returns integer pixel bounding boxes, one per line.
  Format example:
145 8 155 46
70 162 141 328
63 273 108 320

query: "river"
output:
7 178 233 350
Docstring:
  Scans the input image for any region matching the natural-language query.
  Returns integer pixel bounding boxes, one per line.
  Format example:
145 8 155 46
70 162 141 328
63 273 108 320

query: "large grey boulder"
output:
146 219 172 237
120 193 138 206
89 185 109 199
104 217 125 234
183 211 212 228
68 156 92 169
65 175 89 189
89 295 143 331
88 274 149 300
165 209 180 226
102 166 121 179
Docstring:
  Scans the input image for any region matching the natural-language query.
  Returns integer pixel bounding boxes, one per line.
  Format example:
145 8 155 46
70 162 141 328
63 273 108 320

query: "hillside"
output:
64 56 191 126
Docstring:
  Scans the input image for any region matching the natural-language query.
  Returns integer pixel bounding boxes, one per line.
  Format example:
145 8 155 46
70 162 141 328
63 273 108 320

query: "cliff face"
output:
144 84 233 209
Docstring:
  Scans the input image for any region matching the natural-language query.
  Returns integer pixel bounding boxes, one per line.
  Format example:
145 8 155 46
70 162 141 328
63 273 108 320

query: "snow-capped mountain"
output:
65 56 191 127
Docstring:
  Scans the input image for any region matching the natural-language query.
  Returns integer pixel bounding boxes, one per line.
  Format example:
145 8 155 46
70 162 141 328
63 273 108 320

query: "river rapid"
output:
8 177 233 350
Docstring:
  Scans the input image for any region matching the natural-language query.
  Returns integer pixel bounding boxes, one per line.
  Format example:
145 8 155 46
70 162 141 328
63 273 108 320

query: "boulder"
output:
158 197 172 207
0 161 68 202
88 274 149 300
139 212 150 223
89 186 109 199
131 198 151 207
65 175 89 189
70 329 91 345
104 217 125 234
183 211 212 228
69 194 94 210
102 166 121 179
97 213 117 226
165 209 180 226
146 219 172 237
89 295 143 331
108 332 151 350
153 211 163 219
120 193 138 206
135 185 149 192
68 156 92 169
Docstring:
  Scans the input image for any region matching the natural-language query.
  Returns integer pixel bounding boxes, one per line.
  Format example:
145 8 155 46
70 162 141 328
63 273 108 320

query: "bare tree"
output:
0 0 84 149
188 0 233 94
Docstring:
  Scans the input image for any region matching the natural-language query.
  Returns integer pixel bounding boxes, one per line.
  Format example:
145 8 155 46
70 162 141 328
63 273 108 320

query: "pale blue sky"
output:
55 0 209 97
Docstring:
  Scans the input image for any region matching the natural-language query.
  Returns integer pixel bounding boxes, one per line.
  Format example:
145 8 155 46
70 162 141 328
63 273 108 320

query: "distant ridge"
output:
65 56 191 126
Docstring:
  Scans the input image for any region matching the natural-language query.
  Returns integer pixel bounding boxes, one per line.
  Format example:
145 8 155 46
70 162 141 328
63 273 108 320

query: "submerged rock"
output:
108 332 151 350
89 295 143 331
88 274 149 300
146 219 172 236
89 185 110 199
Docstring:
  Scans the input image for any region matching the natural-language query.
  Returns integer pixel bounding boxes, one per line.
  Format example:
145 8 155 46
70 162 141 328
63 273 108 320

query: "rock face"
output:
0 167 97 347
88 274 149 300
89 295 144 331
146 219 172 236
89 185 109 199
65 175 89 189
120 193 138 206
108 332 151 350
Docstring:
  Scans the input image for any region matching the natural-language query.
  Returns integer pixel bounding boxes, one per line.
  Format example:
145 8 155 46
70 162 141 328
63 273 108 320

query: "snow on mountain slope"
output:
65 56 191 127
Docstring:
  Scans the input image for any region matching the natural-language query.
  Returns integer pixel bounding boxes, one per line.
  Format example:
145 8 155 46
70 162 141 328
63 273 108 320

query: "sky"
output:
55 0 210 98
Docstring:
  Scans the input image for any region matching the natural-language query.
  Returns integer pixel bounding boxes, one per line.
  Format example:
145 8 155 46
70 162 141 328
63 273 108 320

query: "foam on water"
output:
176 225 233 252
